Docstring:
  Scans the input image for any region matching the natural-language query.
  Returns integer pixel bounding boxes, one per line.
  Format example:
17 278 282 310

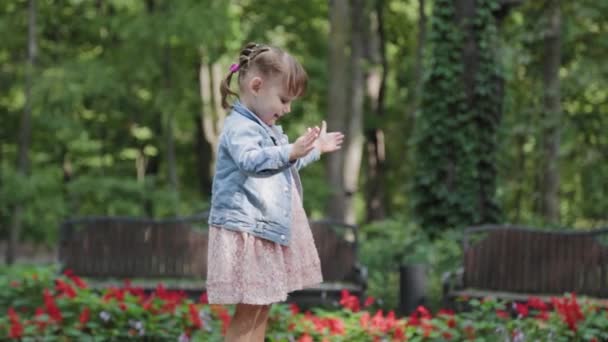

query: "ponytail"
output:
219 42 274 109
220 69 239 110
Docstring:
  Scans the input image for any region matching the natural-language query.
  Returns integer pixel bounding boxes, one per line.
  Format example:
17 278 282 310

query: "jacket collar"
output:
232 100 284 136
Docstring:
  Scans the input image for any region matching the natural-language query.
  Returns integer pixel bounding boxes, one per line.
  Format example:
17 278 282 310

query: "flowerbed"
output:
1 266 608 341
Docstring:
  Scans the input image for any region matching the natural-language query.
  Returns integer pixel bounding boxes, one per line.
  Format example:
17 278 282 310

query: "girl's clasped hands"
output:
289 120 345 161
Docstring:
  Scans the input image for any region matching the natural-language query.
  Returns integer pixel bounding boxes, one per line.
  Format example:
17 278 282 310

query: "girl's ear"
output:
249 76 263 96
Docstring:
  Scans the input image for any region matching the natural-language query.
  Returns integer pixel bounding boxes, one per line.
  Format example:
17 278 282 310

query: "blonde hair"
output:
220 42 308 109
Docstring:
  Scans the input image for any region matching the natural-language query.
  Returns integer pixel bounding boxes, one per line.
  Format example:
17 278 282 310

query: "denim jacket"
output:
208 101 320 245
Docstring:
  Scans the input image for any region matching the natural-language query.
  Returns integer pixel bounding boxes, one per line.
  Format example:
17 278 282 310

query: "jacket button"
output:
280 235 286 240
284 187 288 192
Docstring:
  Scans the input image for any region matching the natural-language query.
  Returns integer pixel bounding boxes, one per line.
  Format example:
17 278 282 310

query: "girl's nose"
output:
284 103 291 114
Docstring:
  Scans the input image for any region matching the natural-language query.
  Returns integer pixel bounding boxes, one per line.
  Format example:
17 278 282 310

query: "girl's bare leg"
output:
225 303 271 342
251 304 271 341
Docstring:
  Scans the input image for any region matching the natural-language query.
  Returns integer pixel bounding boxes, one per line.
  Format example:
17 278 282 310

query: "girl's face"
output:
248 75 294 126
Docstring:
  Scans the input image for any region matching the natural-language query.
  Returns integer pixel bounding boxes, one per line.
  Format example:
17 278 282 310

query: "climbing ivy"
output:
412 0 503 236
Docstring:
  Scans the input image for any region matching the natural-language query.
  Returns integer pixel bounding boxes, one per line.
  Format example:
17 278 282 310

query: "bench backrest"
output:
59 214 209 278
310 220 359 282
462 226 608 297
59 216 360 283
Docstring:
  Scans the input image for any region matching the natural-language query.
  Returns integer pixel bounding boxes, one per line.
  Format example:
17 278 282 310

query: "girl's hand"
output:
313 120 344 154
289 127 320 161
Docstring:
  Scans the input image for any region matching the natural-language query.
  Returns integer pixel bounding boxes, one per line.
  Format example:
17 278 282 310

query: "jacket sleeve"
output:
294 146 321 170
225 125 294 177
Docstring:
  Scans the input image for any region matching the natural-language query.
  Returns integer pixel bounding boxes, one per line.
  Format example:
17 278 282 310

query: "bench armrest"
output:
355 262 368 291
442 267 463 297
344 262 368 292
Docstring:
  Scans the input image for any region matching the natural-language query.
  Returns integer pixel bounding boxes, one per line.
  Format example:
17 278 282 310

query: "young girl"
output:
206 42 344 341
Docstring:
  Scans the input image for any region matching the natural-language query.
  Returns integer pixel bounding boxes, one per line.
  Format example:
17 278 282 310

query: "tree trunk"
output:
410 0 426 125
342 0 366 225
195 115 212 197
8 0 36 264
365 0 388 222
163 44 178 200
513 134 526 222
198 58 226 181
326 0 350 221
143 0 159 217
539 0 561 223
0 143 3 243
62 147 78 218
456 0 505 225
455 0 478 105
143 151 160 217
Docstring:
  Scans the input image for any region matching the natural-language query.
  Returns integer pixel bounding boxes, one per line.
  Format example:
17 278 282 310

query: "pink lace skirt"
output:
206 183 323 305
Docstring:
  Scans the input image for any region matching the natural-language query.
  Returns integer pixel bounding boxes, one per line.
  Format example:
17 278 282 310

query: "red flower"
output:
155 284 187 313
360 312 370 329
416 305 432 319
447 316 456 328
8 308 23 338
199 292 208 305
551 293 584 331
536 311 550 321
464 325 475 340
142 298 155 313
33 307 48 332
64 270 88 289
443 331 453 340
385 311 397 330
10 281 20 288
79 307 91 326
339 289 360 312
421 321 434 337
120 303 127 311
129 287 147 302
298 333 313 342
496 309 510 319
103 287 126 302
407 313 421 327
438 309 454 316
43 289 62 323
407 305 432 327
290 303 300 315
527 296 548 311
308 315 326 333
371 310 387 332
438 308 456 327
212 305 231 336
327 317 345 335
364 296 375 307
514 302 529 317
55 279 77 298
188 304 203 329
70 275 88 289
393 326 406 341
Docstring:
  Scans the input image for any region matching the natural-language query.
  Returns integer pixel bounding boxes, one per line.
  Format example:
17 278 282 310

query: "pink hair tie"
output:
229 63 240 73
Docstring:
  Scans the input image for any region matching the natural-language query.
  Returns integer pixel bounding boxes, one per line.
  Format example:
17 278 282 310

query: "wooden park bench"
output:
442 225 608 309
58 214 367 308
